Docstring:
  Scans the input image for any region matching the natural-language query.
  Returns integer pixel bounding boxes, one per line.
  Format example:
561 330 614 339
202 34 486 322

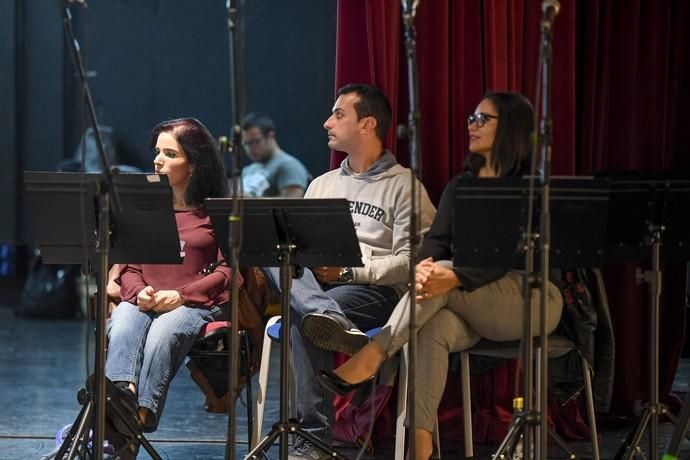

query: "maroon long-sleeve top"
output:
119 208 240 308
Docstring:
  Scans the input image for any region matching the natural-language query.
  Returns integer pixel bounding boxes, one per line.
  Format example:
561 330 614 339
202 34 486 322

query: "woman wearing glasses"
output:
318 92 564 460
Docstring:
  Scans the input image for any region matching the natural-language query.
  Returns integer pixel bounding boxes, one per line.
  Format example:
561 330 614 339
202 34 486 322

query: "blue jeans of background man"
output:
264 267 400 445
105 301 223 431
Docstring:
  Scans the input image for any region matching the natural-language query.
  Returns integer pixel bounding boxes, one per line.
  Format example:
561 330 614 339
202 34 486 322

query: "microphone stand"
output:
59 2 121 459
401 1 422 458
223 1 246 459
535 2 558 455
491 2 559 459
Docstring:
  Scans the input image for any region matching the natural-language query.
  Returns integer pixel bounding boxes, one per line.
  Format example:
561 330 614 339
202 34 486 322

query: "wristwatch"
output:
338 267 354 283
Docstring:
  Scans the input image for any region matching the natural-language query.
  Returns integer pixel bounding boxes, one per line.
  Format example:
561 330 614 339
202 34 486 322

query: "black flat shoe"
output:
318 369 377 396
86 375 142 435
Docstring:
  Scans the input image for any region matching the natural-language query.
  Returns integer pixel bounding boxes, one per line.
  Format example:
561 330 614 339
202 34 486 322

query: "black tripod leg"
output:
613 409 650 460
51 401 92 459
548 427 577 459
245 423 284 460
664 387 690 458
244 421 347 460
137 435 160 459
294 426 345 458
66 401 94 460
494 415 525 460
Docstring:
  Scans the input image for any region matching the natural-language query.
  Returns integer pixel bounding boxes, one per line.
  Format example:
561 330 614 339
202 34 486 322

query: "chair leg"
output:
288 345 298 447
240 330 254 446
395 344 409 460
461 351 473 458
252 315 279 448
289 350 297 420
581 354 600 460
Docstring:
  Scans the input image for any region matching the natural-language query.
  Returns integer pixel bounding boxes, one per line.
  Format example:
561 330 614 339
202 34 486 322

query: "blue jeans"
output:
264 267 400 445
105 301 223 431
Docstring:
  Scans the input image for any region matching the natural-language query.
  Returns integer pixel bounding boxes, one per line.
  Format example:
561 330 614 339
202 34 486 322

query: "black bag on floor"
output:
15 250 80 319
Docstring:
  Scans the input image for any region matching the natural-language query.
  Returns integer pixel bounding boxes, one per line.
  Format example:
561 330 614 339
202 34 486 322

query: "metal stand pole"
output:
536 4 557 454
58 3 122 458
614 225 666 460
492 2 560 459
245 243 345 460
401 1 422 457
223 1 246 458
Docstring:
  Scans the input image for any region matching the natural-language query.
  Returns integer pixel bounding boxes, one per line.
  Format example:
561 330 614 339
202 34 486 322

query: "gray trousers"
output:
372 262 563 430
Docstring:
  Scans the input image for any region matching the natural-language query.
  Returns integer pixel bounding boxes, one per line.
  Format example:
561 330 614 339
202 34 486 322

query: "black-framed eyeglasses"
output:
467 112 499 128
242 138 264 148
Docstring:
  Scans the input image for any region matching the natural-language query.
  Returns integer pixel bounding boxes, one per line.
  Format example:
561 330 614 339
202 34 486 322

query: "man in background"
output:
241 113 310 197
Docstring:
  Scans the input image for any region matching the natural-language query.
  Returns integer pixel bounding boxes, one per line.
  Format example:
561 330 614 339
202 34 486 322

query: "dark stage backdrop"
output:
0 0 336 247
332 0 690 440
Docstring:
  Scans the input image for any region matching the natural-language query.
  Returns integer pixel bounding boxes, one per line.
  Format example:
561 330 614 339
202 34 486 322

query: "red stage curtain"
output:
333 0 690 443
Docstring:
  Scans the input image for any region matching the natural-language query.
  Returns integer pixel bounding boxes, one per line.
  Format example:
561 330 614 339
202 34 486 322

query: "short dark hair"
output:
242 113 276 137
482 92 535 177
149 118 228 205
337 84 392 142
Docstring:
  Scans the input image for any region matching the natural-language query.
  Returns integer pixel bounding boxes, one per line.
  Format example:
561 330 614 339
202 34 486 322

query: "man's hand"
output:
137 286 157 311
415 258 461 301
151 290 185 313
312 266 341 284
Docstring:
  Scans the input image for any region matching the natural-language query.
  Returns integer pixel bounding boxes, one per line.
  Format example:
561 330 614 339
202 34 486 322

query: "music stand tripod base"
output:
51 385 161 460
25 172 181 460
244 252 344 460
453 177 609 460
206 198 361 460
606 177 690 460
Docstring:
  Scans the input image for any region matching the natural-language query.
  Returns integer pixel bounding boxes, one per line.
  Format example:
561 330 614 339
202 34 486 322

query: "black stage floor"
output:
1 307 689 459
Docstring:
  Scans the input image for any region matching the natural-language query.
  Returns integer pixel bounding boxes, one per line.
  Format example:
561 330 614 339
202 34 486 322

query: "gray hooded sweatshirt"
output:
305 150 436 293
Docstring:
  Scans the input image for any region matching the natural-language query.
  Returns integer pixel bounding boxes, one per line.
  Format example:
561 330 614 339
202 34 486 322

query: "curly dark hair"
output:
149 118 228 205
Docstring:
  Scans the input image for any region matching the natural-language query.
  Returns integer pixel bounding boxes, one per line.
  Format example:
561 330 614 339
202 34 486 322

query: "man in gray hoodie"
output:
266 84 435 459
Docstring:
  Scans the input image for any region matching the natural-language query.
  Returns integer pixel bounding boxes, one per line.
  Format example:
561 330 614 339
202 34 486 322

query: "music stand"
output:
205 198 363 460
25 171 181 460
453 176 610 268
453 176 609 458
664 265 690 460
601 175 690 460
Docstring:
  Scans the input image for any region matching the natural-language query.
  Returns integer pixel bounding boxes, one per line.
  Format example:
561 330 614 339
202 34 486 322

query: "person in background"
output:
241 113 310 197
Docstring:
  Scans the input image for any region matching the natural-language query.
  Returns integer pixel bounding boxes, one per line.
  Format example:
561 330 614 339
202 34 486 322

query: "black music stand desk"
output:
206 197 362 460
25 171 181 460
452 176 610 268
452 176 609 459
600 175 690 460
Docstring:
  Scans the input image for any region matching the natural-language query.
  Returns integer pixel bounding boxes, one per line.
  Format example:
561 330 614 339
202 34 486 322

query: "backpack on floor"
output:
15 250 80 319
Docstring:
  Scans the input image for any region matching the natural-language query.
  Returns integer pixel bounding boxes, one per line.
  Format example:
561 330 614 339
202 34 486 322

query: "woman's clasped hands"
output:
137 286 185 313
414 257 461 301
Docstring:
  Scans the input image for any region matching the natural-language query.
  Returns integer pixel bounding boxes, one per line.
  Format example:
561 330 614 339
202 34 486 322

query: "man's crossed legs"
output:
263 267 399 458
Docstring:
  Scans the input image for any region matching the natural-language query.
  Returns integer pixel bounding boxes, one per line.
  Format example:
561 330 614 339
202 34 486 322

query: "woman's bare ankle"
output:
334 342 387 383
138 407 149 425
413 428 434 460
